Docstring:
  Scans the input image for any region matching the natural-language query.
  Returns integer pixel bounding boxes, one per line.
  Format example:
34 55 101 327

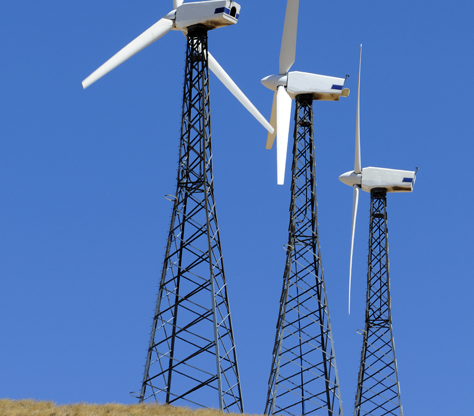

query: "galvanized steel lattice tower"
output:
354 188 403 416
264 95 343 416
139 26 243 412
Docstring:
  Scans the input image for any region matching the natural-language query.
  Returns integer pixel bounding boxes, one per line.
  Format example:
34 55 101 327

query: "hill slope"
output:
0 400 260 416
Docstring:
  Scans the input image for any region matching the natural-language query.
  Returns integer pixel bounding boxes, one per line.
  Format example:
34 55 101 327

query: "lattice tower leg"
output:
264 95 344 416
354 188 403 416
138 25 244 412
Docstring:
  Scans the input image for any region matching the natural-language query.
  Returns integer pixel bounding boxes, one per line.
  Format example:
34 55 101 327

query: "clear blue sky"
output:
1 1 473 415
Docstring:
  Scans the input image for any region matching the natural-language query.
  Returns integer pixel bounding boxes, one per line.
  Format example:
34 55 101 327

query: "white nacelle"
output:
361 167 416 193
261 71 349 100
286 71 349 101
340 167 416 193
175 1 241 31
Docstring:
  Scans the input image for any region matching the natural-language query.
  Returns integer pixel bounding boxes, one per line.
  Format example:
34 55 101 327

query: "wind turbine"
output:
82 0 273 133
339 45 415 416
339 45 417 315
263 1 345 414
261 0 349 185
82 1 273 411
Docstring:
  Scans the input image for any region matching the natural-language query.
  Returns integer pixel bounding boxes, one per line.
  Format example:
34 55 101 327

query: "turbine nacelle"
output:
174 1 240 31
287 72 349 101
339 167 416 193
261 71 349 101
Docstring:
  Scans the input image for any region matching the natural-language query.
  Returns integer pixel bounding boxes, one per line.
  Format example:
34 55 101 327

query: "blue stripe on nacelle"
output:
402 178 414 183
215 7 238 19
215 7 231 14
331 85 343 90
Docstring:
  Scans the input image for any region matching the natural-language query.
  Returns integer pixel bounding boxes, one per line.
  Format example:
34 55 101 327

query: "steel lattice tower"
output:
138 26 243 412
264 95 343 416
354 188 403 416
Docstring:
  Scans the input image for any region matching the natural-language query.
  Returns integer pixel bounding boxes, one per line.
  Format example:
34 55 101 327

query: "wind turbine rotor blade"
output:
82 18 174 89
354 44 362 173
266 91 278 149
208 52 274 134
173 0 184 9
276 86 292 185
279 0 299 75
348 185 360 315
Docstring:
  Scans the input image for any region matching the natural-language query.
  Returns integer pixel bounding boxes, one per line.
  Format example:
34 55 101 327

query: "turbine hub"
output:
261 74 288 92
339 171 362 187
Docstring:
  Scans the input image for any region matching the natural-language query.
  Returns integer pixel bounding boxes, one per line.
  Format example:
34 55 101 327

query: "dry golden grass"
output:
0 399 261 416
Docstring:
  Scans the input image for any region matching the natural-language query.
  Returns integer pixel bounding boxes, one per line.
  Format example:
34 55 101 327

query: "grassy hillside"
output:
0 400 261 416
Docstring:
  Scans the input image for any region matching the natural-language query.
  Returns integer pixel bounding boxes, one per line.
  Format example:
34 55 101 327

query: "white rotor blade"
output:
279 0 299 75
208 52 274 134
354 44 362 173
82 17 174 89
266 91 278 149
173 0 183 9
276 86 292 185
348 185 360 315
